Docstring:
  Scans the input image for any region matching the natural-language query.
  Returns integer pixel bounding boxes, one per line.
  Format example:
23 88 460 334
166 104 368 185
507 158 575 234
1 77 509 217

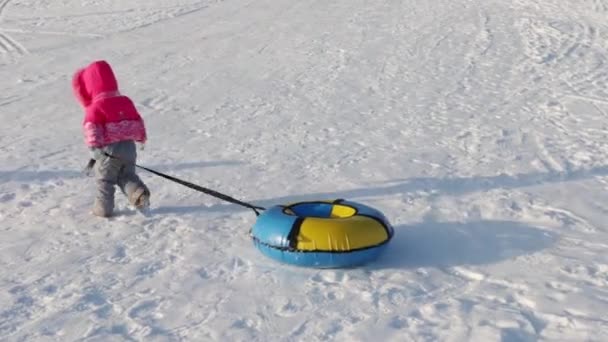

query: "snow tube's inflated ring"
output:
251 199 394 268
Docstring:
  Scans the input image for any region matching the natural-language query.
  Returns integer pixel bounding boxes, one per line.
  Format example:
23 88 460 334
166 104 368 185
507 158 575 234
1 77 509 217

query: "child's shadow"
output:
0 160 242 184
370 220 556 269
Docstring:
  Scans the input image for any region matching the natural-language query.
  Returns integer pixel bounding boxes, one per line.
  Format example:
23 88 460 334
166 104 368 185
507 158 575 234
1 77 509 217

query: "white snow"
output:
1 0 608 340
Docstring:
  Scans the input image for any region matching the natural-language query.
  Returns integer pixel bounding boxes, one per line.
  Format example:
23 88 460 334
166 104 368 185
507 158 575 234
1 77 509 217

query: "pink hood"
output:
72 60 119 107
73 60 147 147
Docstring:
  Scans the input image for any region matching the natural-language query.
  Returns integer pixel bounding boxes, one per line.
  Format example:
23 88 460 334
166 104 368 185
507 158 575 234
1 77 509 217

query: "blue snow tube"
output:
250 199 394 268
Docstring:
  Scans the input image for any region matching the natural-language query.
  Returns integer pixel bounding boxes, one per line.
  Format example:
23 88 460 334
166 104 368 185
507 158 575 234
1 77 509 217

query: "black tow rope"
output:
91 153 266 216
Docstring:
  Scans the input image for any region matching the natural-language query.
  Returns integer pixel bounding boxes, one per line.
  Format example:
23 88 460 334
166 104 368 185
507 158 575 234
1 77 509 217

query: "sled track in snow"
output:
517 16 608 104
0 32 27 55
588 0 608 12
0 0 28 57
0 0 10 18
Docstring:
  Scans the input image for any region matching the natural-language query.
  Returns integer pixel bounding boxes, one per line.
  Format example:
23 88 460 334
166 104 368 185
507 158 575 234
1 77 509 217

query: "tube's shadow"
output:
371 220 556 269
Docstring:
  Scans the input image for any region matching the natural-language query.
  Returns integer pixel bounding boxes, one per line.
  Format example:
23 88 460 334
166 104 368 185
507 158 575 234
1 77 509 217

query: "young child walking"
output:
73 60 150 217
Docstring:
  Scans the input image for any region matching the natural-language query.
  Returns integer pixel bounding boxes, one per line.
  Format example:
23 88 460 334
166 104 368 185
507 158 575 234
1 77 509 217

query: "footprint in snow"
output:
108 245 129 263
128 299 161 320
0 192 15 202
136 261 165 278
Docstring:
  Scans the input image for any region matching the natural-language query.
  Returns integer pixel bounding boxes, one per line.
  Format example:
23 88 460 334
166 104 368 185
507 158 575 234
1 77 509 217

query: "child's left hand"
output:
83 158 96 176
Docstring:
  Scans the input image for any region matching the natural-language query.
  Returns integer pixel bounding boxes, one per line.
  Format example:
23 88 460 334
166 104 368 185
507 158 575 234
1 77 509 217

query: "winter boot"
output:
130 187 150 212
92 198 113 217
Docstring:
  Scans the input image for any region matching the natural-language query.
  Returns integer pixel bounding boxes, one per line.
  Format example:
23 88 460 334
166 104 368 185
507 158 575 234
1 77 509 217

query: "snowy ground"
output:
1 0 608 340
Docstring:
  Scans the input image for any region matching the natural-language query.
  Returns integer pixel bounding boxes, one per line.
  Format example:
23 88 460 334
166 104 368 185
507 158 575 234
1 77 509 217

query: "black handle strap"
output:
99 153 266 216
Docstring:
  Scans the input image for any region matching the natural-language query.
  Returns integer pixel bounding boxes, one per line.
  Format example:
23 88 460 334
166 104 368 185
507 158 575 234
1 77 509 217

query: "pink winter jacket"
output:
72 60 147 148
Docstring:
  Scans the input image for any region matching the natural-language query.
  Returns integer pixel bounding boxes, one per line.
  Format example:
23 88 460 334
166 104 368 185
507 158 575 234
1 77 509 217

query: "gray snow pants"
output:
93 140 149 217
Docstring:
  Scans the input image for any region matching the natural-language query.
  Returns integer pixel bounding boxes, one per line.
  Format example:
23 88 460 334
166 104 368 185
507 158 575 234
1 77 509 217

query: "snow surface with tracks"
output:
1 0 608 341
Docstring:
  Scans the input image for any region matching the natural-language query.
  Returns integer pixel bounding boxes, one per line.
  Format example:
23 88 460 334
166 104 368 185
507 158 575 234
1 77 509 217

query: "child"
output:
72 60 150 217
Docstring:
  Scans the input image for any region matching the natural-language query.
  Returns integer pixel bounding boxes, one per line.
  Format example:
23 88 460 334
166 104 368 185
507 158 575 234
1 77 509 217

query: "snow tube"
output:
251 199 394 268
